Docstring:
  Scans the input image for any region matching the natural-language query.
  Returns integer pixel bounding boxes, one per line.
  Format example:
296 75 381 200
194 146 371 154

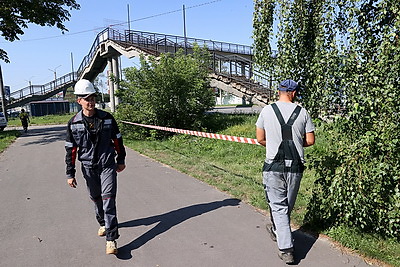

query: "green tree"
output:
0 0 80 62
115 46 215 140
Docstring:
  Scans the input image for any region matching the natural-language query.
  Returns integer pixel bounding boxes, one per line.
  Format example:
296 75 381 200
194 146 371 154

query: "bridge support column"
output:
107 56 120 112
112 56 120 107
107 58 115 112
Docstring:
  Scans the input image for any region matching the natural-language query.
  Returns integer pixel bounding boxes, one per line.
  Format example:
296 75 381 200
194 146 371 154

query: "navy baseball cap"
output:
278 79 299 92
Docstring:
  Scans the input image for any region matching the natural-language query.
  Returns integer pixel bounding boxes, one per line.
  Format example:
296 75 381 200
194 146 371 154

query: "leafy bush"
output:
115 45 215 140
304 120 400 239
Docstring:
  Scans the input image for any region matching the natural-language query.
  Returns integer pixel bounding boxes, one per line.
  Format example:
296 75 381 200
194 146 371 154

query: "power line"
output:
0 0 222 43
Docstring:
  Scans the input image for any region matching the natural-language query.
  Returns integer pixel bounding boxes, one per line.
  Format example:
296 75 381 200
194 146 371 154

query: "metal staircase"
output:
6 72 77 109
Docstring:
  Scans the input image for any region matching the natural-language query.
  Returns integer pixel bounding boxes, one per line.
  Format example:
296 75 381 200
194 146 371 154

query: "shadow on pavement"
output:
116 198 241 260
292 229 318 265
19 125 66 146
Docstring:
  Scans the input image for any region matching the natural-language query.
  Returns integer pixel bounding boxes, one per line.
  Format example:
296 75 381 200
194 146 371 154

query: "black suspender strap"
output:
271 103 286 126
287 105 302 126
271 103 302 126
271 103 302 140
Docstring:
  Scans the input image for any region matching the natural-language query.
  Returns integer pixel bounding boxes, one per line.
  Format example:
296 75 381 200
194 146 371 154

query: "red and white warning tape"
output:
120 121 260 145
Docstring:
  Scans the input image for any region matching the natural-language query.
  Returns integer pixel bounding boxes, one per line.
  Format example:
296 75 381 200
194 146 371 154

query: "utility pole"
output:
127 4 131 33
71 52 75 80
25 76 34 94
0 65 7 120
49 65 61 81
183 4 187 55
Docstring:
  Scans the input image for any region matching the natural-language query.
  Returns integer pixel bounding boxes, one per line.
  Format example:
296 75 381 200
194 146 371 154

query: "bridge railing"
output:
8 72 77 103
123 29 253 55
76 27 254 78
210 52 276 94
77 28 110 77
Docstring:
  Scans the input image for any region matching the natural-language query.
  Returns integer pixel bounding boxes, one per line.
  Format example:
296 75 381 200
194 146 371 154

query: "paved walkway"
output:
0 125 377 267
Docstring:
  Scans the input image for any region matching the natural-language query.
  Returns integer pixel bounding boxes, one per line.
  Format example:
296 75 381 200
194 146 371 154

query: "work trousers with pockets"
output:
81 164 119 241
263 169 302 251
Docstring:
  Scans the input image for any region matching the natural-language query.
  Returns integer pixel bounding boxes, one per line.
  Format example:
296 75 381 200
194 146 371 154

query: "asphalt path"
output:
0 125 377 267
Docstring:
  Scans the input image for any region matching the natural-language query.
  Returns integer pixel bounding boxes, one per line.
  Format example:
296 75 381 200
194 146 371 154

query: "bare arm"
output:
303 131 315 147
256 127 266 147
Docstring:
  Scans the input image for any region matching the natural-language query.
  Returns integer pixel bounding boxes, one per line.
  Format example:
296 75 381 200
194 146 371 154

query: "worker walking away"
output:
65 79 126 255
19 109 30 132
255 79 315 264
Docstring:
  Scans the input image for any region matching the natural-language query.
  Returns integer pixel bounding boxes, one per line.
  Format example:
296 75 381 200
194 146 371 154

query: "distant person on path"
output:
255 79 315 264
64 79 126 255
19 109 30 132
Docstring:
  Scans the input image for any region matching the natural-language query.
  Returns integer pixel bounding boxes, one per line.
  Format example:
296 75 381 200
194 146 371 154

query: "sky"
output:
1 0 255 93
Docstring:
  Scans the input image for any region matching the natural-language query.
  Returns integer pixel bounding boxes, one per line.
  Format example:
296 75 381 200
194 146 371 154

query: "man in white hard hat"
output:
65 79 126 255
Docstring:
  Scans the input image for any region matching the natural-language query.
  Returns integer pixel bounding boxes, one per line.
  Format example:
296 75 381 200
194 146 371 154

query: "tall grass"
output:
0 130 20 153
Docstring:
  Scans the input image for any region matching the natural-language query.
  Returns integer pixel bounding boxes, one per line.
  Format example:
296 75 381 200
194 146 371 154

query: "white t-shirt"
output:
256 101 315 162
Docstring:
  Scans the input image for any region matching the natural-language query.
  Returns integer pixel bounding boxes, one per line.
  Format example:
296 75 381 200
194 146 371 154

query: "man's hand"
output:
67 178 77 188
116 164 126 173
256 127 267 147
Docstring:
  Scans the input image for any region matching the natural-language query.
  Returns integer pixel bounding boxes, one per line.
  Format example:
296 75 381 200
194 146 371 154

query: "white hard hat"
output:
74 79 96 97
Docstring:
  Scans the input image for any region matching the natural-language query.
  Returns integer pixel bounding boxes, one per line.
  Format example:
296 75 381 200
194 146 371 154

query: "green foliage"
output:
0 130 20 153
115 45 215 140
253 0 275 72
326 225 400 266
0 0 80 62
306 121 400 239
253 0 400 239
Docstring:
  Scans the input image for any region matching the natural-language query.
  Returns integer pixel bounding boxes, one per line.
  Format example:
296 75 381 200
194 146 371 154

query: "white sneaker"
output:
106 240 118 255
98 226 106 237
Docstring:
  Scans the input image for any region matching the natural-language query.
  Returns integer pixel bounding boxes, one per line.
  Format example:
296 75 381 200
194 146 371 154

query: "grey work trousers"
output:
81 164 119 241
263 170 302 250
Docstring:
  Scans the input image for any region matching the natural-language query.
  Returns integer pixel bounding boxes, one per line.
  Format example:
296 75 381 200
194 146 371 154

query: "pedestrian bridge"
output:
6 27 276 109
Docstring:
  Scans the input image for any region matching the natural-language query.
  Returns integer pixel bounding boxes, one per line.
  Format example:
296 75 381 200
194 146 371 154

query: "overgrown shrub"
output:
115 45 215 140
305 121 400 239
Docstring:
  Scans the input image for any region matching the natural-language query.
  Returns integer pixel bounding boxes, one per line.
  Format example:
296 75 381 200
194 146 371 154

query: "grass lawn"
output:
0 130 20 153
6 113 73 127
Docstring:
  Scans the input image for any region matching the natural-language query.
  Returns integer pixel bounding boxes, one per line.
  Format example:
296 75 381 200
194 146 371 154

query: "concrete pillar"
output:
241 62 246 77
107 58 115 112
112 56 120 106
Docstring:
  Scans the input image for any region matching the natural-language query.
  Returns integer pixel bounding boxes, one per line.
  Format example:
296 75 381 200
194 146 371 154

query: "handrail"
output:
210 52 275 94
8 72 77 103
76 27 255 79
123 29 253 55
77 28 110 77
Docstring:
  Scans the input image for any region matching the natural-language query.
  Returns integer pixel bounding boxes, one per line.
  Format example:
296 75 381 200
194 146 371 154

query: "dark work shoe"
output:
278 250 294 264
266 225 277 242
